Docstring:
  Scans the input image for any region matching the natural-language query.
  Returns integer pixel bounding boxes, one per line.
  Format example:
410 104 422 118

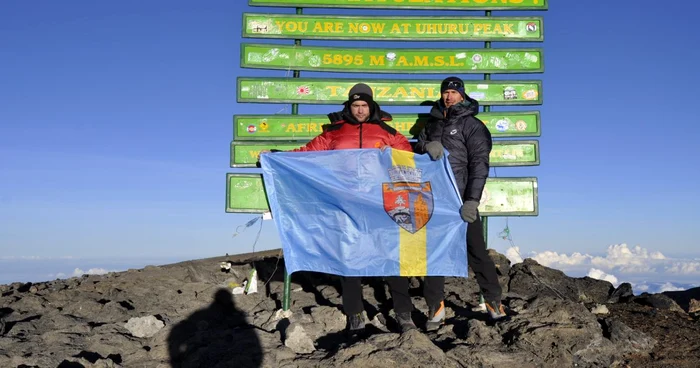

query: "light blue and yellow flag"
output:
260 148 467 277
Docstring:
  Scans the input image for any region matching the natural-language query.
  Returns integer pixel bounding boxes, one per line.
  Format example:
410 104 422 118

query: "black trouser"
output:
423 215 502 307
341 276 413 315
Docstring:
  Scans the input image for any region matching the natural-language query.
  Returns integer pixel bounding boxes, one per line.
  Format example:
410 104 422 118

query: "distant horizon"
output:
3 243 698 297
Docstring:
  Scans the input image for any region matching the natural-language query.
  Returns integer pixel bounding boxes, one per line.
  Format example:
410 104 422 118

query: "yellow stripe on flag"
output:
390 149 428 276
400 226 427 276
390 149 416 168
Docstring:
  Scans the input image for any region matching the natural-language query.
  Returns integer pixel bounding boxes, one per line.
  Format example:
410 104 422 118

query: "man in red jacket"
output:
292 83 412 152
264 83 416 337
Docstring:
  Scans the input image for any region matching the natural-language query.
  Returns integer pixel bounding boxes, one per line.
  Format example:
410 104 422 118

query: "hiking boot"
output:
395 312 417 333
485 300 507 320
425 301 445 331
345 313 366 338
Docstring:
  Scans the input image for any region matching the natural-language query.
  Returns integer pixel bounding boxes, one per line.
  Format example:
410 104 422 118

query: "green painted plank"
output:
225 174 271 213
488 140 539 167
242 44 543 74
226 174 538 216
248 0 548 11
243 13 544 41
230 140 539 168
237 77 542 106
480 177 538 216
234 112 540 140
231 142 302 168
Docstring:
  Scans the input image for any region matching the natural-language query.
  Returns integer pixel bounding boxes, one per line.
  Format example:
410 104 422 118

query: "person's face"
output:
442 89 464 108
350 100 370 122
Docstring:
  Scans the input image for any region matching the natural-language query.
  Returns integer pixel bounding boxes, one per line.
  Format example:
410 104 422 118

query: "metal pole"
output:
482 9 492 249
478 10 493 309
282 271 291 310
283 6 304 312
290 7 302 115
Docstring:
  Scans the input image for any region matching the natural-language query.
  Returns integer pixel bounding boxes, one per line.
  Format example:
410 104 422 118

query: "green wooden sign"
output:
242 44 543 74
226 174 271 213
237 77 542 106
243 14 544 41
231 142 303 167
230 140 539 168
226 174 538 216
248 0 548 11
480 177 538 216
234 111 540 141
489 140 539 167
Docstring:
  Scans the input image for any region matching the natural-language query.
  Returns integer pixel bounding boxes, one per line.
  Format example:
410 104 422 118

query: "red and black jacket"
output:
293 102 411 152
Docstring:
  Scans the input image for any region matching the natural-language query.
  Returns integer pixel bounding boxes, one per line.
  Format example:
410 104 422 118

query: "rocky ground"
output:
1 249 698 367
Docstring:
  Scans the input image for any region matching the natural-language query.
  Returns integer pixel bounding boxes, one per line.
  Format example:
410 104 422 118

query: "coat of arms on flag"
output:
383 165 434 234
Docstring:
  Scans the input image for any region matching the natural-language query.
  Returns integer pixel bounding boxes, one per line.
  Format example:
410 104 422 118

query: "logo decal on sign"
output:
297 86 310 95
496 119 510 132
503 87 517 100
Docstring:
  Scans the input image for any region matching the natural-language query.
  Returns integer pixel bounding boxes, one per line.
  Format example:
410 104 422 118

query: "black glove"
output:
255 149 280 168
425 141 444 160
460 201 480 223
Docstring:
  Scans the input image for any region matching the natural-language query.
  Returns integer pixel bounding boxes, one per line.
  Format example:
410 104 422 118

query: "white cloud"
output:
47 272 68 279
666 261 700 275
513 243 700 294
524 243 697 275
47 267 115 281
587 268 619 286
630 281 696 294
658 282 685 292
505 246 523 264
532 251 590 267
72 268 110 277
588 244 665 273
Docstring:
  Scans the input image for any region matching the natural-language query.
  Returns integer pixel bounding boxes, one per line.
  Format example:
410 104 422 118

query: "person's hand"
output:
258 149 282 158
257 150 271 162
425 141 444 160
460 201 480 223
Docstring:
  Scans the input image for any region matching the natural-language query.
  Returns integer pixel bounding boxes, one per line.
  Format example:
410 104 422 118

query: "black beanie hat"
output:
348 83 374 105
440 76 467 100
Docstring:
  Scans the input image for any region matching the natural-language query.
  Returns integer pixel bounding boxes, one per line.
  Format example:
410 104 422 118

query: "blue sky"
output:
1 1 699 290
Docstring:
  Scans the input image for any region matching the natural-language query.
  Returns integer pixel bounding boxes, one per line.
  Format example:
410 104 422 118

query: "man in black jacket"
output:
414 76 506 331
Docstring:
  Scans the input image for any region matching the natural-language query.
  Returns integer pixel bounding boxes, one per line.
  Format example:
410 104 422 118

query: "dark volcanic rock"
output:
600 318 656 355
508 258 614 303
0 250 678 367
633 293 685 313
488 249 512 277
662 286 700 313
607 282 634 303
320 329 461 368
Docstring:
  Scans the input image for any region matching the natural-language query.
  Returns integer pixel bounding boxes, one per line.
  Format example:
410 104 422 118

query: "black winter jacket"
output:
415 96 492 203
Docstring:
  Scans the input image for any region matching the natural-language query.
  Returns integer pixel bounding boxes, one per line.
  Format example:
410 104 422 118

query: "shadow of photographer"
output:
168 288 262 368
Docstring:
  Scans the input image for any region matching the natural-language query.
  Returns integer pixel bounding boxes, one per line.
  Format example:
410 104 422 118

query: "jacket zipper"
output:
359 122 363 148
